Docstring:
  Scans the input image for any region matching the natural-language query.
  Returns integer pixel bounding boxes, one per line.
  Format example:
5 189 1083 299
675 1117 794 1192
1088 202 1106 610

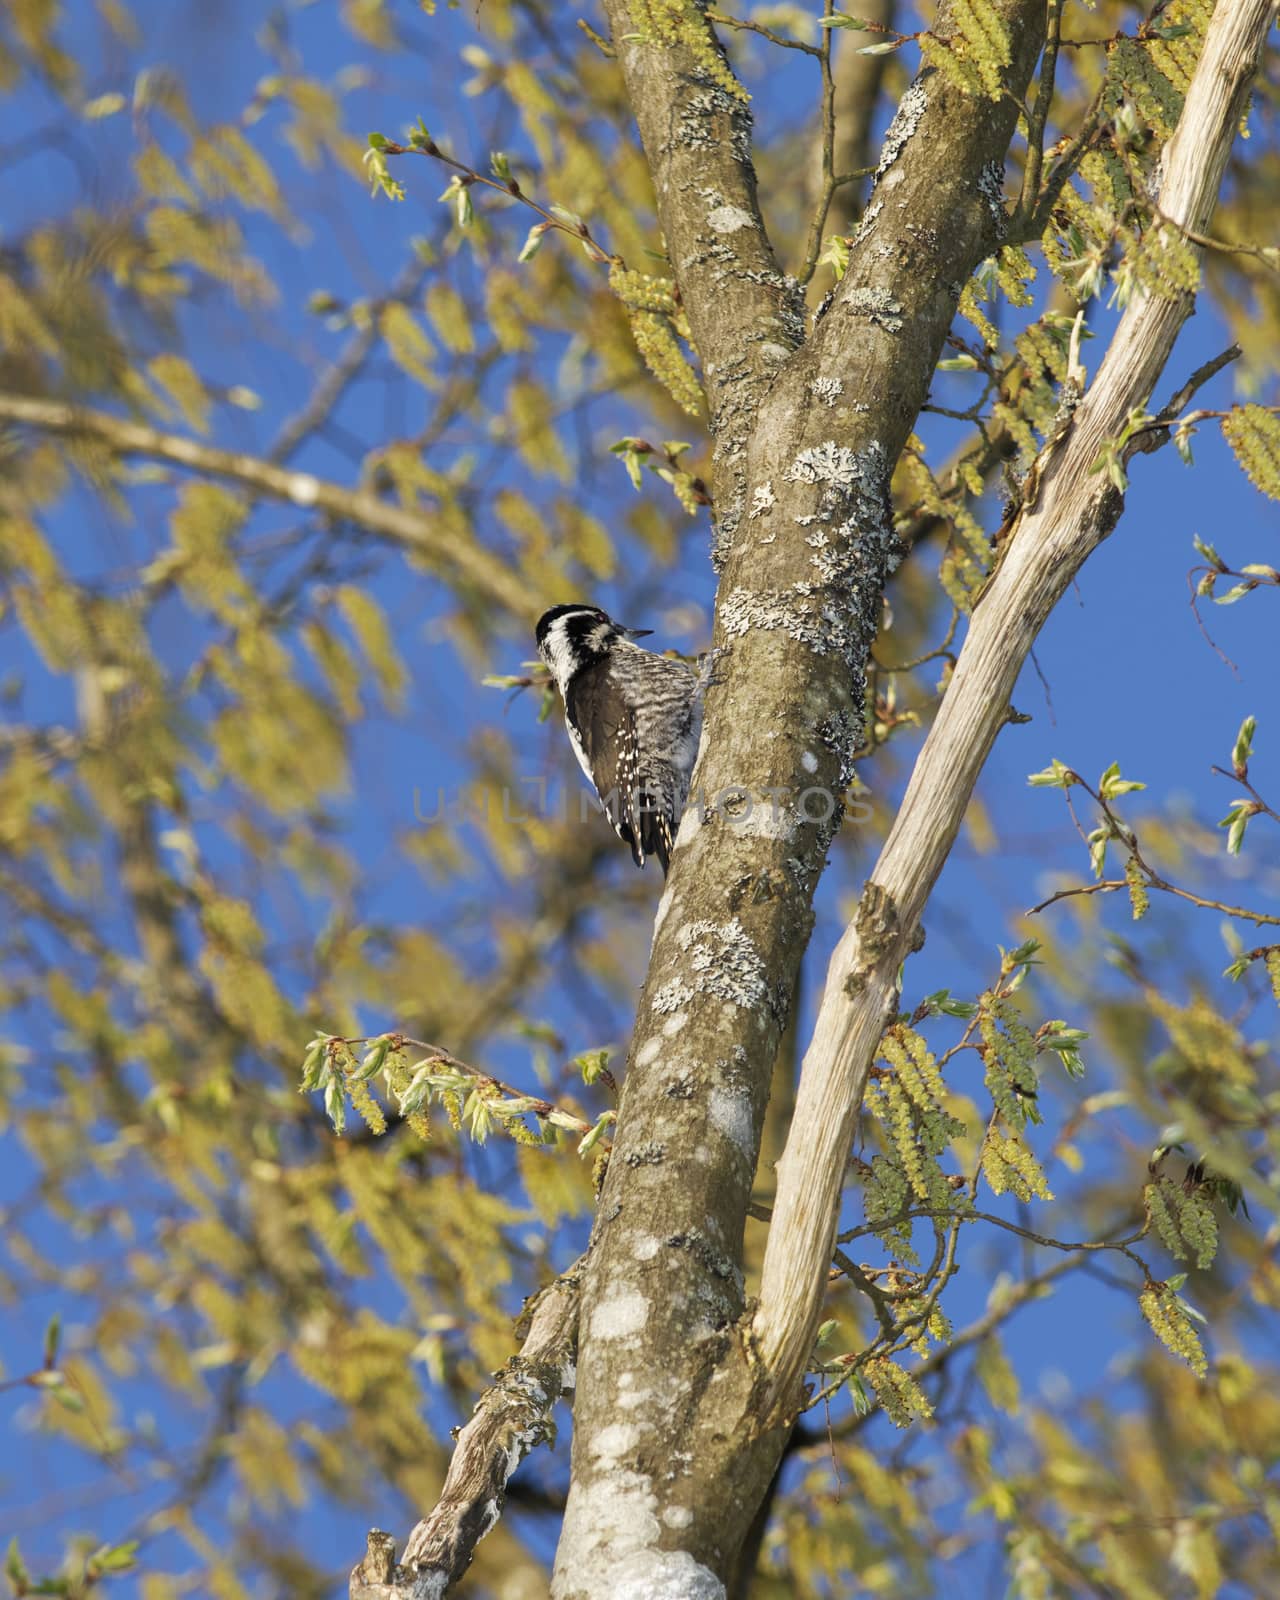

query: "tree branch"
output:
352 1263 582 1599
0 393 533 619
599 0 804 552
754 0 1277 1413
822 0 897 238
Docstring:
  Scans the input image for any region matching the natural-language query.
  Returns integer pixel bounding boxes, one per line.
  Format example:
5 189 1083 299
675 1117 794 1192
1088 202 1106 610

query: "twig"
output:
340 1033 605 1142
1013 0 1065 234
706 9 822 56
376 132 620 267
267 252 434 466
798 0 840 286
1153 202 1280 268
1026 772 1280 927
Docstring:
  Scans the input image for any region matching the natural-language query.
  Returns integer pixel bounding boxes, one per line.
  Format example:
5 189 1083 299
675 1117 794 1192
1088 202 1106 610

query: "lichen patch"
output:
876 82 927 180
677 917 768 1009
844 286 904 334
706 204 754 234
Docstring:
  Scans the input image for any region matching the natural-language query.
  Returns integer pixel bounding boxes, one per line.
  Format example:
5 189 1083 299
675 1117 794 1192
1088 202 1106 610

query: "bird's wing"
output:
566 662 646 868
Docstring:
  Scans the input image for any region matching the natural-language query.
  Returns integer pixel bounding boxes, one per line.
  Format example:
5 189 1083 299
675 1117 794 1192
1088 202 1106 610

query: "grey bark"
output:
553 2 1047 1594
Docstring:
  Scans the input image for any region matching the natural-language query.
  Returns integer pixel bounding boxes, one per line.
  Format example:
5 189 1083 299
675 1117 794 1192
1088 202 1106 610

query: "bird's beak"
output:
624 626 654 639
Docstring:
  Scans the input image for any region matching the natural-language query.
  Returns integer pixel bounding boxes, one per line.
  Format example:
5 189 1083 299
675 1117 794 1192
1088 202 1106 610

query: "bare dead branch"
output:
351 1263 582 1599
754 0 1277 1415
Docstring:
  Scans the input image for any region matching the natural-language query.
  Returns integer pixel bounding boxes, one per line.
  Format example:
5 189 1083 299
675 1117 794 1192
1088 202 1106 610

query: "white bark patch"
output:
706 204 754 234
662 1506 694 1530
592 1422 641 1462
849 198 883 248
553 1469 661 1597
592 1290 649 1341
785 440 862 489
614 1551 726 1600
287 473 320 507
801 750 818 773
632 1234 661 1261
727 801 796 842
661 1011 688 1037
708 1084 754 1161
636 1036 663 1069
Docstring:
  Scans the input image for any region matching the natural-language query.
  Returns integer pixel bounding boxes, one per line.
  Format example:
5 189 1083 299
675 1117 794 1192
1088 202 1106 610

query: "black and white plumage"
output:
536 603 702 875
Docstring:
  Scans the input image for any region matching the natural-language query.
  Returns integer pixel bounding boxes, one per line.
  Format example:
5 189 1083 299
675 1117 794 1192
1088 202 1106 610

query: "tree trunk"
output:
552 2 1048 1592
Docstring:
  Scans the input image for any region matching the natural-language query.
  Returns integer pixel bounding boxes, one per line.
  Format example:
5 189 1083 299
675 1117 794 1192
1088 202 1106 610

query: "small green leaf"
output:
1223 807 1250 855
1099 760 1145 799
1192 533 1226 571
89 1543 139 1576
1027 759 1076 789
1213 583 1253 606
43 1313 61 1368
817 233 851 281
575 1048 611 1085
5 1538 29 1585
517 222 548 262
324 1076 347 1134
1231 715 1255 772
577 1109 615 1155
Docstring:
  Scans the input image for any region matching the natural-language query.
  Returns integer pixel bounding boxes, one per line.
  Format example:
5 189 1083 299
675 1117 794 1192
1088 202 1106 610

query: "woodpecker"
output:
535 603 702 874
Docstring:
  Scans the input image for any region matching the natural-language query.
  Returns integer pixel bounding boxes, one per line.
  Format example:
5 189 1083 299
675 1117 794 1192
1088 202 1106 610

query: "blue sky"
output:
1 1 1276 1594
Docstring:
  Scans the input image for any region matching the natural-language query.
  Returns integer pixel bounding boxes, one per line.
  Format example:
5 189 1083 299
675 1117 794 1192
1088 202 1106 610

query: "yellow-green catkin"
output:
1125 854 1149 919
865 1355 935 1427
628 0 748 102
1140 1283 1208 1377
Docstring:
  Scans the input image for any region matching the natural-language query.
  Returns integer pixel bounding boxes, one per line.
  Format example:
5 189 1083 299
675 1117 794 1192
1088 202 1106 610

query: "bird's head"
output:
535 603 651 690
